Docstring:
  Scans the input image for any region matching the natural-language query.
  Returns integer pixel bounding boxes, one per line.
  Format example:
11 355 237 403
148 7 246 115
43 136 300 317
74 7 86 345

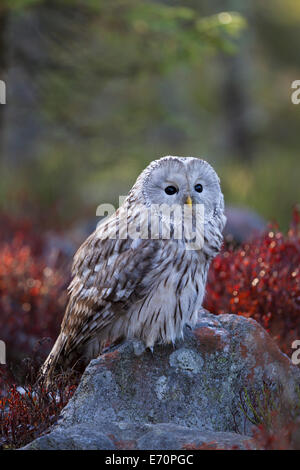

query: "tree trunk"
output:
220 0 255 163
222 55 254 162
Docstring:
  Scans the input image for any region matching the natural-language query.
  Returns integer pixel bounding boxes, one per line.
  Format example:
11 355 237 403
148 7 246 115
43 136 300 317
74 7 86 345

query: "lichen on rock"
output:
23 312 300 450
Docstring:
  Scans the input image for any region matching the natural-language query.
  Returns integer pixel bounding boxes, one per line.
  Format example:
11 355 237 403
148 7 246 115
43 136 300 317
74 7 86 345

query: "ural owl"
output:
41 156 226 381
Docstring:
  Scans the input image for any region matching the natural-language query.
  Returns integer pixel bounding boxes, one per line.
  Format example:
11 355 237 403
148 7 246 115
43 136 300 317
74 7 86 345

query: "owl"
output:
41 156 226 382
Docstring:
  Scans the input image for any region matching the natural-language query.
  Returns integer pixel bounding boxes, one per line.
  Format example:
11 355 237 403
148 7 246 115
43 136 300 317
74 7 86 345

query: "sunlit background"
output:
0 1 300 450
0 0 299 234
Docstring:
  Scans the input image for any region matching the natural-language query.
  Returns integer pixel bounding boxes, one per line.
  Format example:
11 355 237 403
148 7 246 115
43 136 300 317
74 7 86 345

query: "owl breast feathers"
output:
41 156 226 381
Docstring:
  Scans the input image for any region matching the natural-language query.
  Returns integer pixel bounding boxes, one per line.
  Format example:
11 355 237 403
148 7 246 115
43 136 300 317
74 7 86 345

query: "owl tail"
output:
39 332 69 386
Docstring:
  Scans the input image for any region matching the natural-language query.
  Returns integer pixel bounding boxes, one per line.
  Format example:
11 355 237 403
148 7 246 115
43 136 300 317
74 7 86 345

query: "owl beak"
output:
185 195 193 207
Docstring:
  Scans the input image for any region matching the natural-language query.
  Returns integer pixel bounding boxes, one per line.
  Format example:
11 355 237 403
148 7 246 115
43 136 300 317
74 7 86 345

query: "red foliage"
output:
182 441 239 450
0 214 70 361
0 370 77 449
248 417 300 450
204 208 300 353
0 214 44 256
0 214 75 449
0 210 299 449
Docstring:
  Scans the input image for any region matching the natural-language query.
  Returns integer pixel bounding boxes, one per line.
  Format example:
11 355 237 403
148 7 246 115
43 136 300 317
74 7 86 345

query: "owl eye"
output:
165 185 177 195
194 184 203 193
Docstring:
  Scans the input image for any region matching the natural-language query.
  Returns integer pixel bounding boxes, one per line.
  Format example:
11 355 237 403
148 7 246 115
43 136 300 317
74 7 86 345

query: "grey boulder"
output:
23 312 300 450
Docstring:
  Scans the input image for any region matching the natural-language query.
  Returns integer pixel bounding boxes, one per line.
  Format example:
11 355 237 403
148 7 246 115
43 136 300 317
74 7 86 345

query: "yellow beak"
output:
186 195 193 207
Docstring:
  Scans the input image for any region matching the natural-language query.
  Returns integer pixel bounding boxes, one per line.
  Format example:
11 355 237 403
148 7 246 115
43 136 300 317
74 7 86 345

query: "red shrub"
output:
0 371 77 449
0 214 44 256
248 417 300 450
182 441 239 450
0 210 299 449
0 214 70 362
204 208 300 353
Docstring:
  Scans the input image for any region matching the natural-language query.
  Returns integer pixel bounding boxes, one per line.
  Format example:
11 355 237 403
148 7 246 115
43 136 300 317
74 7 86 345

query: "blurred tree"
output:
0 0 245 224
219 1 255 162
0 1 42 150
1 1 298 230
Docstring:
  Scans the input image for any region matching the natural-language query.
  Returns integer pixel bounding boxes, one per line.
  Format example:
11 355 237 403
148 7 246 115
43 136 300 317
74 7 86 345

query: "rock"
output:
24 423 251 450
224 206 267 243
23 312 300 450
23 426 116 451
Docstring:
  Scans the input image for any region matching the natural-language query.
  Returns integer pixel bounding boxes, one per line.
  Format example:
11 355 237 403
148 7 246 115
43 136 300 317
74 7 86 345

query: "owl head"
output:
132 156 224 225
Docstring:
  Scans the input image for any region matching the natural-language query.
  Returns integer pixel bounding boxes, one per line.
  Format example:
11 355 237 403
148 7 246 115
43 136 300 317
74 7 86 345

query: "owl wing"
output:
60 214 161 356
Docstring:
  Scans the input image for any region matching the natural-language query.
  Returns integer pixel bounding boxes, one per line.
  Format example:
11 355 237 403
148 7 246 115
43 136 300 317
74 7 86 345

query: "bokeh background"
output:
0 0 300 363
0 2 300 450
0 0 299 233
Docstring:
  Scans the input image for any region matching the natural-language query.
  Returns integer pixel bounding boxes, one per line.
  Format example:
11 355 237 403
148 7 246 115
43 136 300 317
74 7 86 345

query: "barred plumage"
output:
41 156 226 382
